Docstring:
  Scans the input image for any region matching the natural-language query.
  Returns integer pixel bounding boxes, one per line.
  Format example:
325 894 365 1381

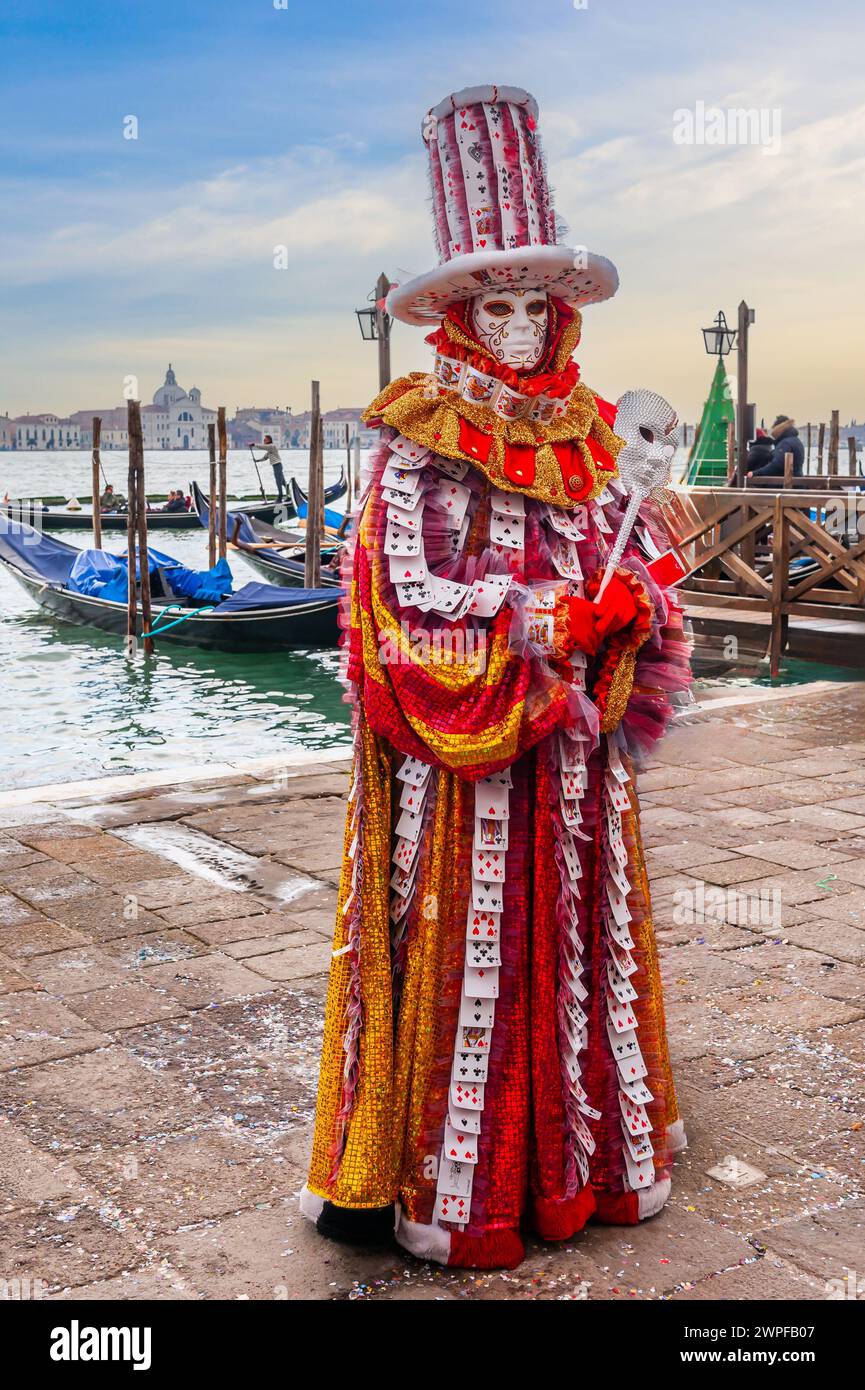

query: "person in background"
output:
746 428 774 472
250 435 287 501
164 489 187 513
99 483 126 512
747 416 805 478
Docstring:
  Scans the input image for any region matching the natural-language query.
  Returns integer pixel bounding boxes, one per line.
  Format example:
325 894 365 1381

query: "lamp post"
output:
701 310 737 358
356 271 392 391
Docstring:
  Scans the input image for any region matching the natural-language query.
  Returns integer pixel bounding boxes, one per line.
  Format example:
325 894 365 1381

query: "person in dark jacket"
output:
748 416 805 477
746 429 774 471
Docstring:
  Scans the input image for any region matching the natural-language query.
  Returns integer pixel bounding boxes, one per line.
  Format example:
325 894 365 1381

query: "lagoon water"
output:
0 449 354 790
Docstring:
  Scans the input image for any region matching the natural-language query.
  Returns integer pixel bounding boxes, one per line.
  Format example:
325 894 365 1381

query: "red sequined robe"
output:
303 326 691 1270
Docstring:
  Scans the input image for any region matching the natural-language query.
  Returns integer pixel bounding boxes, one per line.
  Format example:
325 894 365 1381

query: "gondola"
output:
288 474 349 530
0 518 340 651
0 493 289 533
190 481 344 589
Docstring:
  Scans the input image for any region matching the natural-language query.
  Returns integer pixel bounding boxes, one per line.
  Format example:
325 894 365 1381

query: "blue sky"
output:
2 0 864 421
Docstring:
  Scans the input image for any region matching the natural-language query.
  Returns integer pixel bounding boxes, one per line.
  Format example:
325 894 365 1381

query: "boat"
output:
288 474 349 530
190 481 343 588
0 518 340 651
0 493 291 532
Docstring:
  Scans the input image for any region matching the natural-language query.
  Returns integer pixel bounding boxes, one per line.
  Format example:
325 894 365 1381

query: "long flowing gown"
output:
302 362 691 1269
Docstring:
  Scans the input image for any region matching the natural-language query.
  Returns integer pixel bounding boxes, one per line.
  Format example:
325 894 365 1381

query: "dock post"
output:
769 493 786 679
353 435 361 500
828 410 839 476
217 407 228 561
126 403 139 654
817 422 825 473
726 419 736 485
304 381 322 589
806 422 812 470
207 423 217 568
848 435 858 477
783 450 794 488
91 416 102 549
129 401 154 657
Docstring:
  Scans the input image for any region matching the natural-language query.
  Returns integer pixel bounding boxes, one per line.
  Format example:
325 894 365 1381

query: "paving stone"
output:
64 979 187 1031
710 987 864 1034
221 929 328 960
0 991 108 1070
575 1205 757 1295
98 929 205 970
29 833 141 864
0 1046 205 1152
73 1129 302 1234
753 1199 865 1285
734 840 858 871
688 857 784 887
0 862 92 906
0 1117 88 1213
775 917 865 965
0 953 38 993
154 894 269 928
144 955 272 1008
76 852 181 886
99 876 206 910
669 1259 822 1299
242 940 331 982
0 1203 144 1292
0 916 89 959
21 945 128 996
46 893 168 943
48 1266 192 1300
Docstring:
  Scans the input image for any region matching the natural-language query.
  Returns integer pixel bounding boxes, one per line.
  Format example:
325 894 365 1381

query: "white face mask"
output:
469 289 549 370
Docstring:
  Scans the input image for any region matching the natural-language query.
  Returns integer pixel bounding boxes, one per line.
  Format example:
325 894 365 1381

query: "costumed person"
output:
300 84 691 1270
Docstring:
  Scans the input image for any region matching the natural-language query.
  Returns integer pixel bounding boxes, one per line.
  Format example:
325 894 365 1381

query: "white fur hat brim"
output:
387 244 619 327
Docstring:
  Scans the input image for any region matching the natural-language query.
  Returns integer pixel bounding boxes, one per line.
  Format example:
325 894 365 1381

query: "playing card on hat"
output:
390 435 430 465
385 516 422 556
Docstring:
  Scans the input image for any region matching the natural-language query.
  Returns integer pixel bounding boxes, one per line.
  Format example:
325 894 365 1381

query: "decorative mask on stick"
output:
469 289 549 370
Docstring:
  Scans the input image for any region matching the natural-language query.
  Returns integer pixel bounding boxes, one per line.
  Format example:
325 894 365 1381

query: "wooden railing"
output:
662 487 865 675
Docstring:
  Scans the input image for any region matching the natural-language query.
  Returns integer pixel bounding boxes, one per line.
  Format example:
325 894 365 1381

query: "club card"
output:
472 847 505 882
389 552 428 585
459 994 495 1029
382 481 423 511
607 1019 639 1061
466 909 501 941
606 913 634 954
396 755 432 787
476 780 510 819
471 879 504 913
562 994 588 1033
465 573 511 617
431 454 469 482
607 960 638 1004
386 500 423 534
452 1050 489 1082
442 1122 478 1164
620 1077 654 1106
623 1146 656 1187
490 487 525 517
395 807 423 842
385 516 422 556
389 435 430 465
489 511 525 549
382 461 422 495
435 1191 470 1225
466 938 501 968
436 1159 473 1198
463 964 499 999
395 578 435 610
474 816 508 851
429 576 469 615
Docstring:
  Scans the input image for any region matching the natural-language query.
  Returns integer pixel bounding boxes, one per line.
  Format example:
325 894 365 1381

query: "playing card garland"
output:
300 83 692 1269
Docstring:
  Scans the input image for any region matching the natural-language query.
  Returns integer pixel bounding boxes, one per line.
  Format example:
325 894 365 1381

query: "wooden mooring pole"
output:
353 435 361 500
828 410 839 476
769 493 787 679
126 403 139 652
217 407 228 561
817 422 826 473
848 435 858 477
806 422 812 470
91 416 102 549
304 381 322 589
129 401 154 656
207 423 217 568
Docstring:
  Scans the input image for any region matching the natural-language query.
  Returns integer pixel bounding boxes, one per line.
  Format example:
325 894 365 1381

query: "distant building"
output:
142 365 216 450
69 408 129 450
0 414 14 450
10 414 83 450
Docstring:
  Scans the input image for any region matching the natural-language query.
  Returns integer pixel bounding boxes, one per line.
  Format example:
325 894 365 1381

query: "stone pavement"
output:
0 684 863 1302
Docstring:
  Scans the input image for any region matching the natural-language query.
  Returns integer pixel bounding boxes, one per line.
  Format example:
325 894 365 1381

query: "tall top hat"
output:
387 83 619 327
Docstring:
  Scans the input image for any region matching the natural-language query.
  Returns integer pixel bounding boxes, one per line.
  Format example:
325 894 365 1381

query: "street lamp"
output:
356 272 392 390
702 310 737 357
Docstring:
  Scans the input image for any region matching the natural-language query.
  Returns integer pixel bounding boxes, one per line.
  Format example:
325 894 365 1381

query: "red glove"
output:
565 573 640 657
